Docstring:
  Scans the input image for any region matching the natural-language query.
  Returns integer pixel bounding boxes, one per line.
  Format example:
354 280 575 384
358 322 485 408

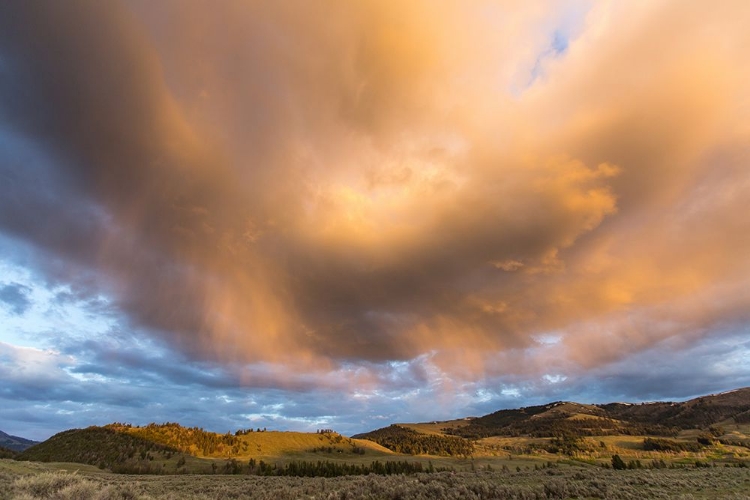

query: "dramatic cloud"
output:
1 1 749 438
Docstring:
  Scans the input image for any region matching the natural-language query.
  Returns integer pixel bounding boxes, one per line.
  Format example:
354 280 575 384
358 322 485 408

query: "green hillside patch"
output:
445 403 630 439
643 437 705 453
400 418 474 436
600 389 750 430
353 425 474 457
16 426 185 474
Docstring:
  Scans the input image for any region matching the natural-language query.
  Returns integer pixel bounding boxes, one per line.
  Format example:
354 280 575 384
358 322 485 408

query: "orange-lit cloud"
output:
1 0 749 396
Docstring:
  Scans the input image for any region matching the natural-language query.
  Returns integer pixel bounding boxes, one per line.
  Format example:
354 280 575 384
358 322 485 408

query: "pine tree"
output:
611 454 626 470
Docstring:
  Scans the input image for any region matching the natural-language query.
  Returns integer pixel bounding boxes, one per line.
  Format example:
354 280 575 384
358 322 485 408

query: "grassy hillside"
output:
16 427 185 474
108 423 390 460
14 423 397 474
441 389 750 439
5 458 750 500
444 402 635 439
347 387 750 468
400 418 475 436
601 388 750 430
353 424 474 456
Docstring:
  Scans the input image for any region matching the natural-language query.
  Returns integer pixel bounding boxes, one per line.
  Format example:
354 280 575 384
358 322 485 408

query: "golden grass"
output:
536 402 603 415
566 413 610 421
399 419 471 436
118 427 392 461
232 432 392 458
0 459 103 475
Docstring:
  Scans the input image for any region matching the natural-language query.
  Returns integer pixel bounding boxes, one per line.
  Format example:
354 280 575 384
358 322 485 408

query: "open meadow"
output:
3 459 750 499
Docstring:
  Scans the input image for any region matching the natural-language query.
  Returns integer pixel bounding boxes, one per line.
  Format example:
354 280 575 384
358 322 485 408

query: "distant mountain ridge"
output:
351 388 750 448
434 387 750 439
600 388 750 429
0 430 39 452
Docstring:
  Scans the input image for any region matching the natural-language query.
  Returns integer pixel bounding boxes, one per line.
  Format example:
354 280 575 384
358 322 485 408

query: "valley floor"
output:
2 459 750 499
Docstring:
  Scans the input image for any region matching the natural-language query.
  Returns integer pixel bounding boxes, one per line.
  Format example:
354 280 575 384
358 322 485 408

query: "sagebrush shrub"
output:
12 472 85 498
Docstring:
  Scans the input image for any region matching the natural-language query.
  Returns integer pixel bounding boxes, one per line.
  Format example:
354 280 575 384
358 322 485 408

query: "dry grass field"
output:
3 458 750 499
399 418 474 436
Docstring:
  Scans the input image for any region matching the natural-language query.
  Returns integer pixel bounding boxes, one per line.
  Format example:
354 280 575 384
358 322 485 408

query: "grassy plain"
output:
3 458 750 499
475 433 750 468
399 418 473 435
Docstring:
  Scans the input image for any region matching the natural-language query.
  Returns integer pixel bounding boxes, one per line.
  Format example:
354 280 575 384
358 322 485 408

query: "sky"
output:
1 1 750 442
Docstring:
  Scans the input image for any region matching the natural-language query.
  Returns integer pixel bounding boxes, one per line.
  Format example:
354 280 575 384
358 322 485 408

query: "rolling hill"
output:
14 422 393 473
600 388 750 429
9 387 750 472
16 426 184 473
106 422 391 458
435 388 750 440
352 424 474 456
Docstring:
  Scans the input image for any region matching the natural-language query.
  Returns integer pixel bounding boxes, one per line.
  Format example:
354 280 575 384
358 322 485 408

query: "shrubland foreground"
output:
2 460 750 499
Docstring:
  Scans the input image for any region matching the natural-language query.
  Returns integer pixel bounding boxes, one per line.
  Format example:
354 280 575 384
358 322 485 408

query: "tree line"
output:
445 415 680 439
107 422 246 457
233 458 444 476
